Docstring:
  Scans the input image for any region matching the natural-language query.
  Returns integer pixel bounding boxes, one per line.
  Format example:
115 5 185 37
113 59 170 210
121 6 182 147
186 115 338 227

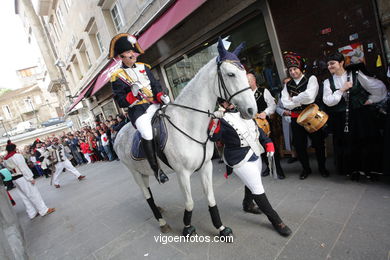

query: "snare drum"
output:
297 104 328 133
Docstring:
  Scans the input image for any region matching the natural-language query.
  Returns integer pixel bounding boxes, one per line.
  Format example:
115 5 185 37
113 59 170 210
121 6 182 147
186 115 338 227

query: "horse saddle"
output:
131 108 170 167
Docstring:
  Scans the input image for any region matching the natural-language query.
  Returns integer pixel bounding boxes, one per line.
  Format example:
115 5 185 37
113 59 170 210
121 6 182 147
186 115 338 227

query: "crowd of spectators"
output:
8 113 128 180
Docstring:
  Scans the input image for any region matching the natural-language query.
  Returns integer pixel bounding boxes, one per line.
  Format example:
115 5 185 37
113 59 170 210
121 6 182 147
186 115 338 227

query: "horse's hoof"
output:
219 227 234 243
160 224 171 233
157 206 165 213
182 225 196 236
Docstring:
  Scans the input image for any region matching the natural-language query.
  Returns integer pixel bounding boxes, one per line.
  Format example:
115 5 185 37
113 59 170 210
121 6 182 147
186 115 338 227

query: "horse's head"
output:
216 38 257 119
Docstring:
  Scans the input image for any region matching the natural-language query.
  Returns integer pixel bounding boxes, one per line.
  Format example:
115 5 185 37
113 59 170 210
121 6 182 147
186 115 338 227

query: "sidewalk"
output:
10 158 390 260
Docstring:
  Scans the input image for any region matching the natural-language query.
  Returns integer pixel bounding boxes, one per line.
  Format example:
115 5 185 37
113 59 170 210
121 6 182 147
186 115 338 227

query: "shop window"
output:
101 101 118 119
165 15 279 98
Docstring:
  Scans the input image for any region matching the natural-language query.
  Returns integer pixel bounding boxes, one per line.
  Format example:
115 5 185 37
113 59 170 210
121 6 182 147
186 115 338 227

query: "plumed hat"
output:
109 33 144 59
283 51 306 71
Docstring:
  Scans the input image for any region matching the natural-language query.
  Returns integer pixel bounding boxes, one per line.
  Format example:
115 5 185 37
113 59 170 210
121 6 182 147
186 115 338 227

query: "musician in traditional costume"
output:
281 53 329 179
109 33 170 184
3 141 55 219
323 52 387 178
209 101 292 237
50 137 85 188
248 73 285 179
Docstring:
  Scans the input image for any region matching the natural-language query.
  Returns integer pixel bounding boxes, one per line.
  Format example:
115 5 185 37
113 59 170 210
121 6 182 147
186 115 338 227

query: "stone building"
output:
17 0 389 128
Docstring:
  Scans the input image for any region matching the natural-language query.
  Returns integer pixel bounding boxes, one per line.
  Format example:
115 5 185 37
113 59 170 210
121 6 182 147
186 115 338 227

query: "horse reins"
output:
159 60 252 172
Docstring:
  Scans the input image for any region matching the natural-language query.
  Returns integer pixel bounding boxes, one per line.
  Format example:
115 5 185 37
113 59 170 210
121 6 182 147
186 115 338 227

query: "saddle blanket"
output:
131 116 168 160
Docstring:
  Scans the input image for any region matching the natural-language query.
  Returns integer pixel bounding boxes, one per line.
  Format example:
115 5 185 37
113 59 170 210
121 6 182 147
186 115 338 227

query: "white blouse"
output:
263 88 276 116
281 75 319 110
323 71 387 107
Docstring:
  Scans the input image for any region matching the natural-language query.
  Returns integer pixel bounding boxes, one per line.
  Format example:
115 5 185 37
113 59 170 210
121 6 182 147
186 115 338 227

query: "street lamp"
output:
0 117 9 139
27 96 39 125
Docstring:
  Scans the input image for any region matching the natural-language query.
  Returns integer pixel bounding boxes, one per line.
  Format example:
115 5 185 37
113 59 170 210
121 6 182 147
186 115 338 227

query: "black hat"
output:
326 52 345 63
109 33 144 59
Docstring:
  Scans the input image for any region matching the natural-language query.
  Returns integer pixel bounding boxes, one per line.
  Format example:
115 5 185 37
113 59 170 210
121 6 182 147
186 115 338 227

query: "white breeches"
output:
135 104 159 140
233 158 265 195
53 159 81 185
14 177 48 219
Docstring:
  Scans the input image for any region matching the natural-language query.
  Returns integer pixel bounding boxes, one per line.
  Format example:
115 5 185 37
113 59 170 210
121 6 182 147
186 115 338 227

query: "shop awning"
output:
66 79 96 113
71 0 206 102
90 59 121 96
138 0 207 50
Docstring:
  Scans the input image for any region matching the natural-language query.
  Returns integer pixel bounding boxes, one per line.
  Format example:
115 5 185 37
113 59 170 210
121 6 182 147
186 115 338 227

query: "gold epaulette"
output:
136 62 151 69
110 68 126 82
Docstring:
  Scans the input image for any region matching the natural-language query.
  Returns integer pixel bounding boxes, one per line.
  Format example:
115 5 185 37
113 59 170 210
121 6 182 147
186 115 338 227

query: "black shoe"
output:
320 168 329 178
155 169 169 184
243 202 262 214
272 222 292 237
261 168 270 177
299 170 311 180
287 157 298 164
277 172 286 179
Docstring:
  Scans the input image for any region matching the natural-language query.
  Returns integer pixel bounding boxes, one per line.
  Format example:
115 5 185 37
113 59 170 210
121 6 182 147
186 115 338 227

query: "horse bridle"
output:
159 60 251 171
216 60 252 103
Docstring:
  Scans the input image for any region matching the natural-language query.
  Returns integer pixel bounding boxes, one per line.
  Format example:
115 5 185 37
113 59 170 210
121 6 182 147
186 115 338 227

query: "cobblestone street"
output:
9 158 390 260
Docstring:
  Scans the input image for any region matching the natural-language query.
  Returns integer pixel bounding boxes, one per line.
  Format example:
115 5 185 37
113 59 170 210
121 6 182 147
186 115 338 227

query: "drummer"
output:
248 73 285 179
281 52 329 180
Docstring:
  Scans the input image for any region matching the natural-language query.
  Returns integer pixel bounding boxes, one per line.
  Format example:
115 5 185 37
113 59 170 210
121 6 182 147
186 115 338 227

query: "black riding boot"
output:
253 193 292 237
141 138 169 184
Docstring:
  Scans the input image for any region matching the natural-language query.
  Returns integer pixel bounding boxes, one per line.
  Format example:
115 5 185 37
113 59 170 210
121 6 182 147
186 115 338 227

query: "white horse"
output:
114 38 257 237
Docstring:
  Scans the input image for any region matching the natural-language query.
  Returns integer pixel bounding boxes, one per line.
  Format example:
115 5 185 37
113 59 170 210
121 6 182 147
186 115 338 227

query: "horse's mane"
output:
174 58 216 104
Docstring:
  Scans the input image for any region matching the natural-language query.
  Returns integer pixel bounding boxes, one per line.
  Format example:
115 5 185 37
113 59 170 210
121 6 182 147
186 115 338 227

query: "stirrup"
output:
155 169 169 184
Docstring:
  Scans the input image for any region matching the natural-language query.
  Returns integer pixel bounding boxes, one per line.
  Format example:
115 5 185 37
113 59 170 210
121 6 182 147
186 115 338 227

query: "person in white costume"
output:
50 137 86 188
3 141 55 219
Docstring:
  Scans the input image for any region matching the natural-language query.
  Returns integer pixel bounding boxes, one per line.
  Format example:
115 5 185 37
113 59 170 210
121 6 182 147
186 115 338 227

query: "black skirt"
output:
328 106 383 174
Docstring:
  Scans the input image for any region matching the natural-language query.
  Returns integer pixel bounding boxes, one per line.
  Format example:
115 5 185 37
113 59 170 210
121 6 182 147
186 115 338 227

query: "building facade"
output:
20 0 389 128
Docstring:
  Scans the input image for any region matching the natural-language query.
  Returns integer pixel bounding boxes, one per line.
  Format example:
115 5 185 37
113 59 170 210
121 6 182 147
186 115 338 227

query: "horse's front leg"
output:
133 171 171 233
177 172 196 236
199 161 233 240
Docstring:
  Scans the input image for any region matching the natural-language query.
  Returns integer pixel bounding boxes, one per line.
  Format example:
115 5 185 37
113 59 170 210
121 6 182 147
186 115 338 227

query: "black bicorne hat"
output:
108 33 144 59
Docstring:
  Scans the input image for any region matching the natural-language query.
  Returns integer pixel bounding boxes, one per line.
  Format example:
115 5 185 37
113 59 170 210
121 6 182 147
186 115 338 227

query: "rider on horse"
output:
109 33 170 184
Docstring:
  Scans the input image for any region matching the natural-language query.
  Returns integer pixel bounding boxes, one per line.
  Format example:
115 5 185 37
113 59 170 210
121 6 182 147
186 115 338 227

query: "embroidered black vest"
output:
286 76 309 111
254 88 267 112
328 71 369 113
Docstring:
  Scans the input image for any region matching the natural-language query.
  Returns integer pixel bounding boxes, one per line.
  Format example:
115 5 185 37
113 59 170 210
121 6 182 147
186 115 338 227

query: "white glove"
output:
213 110 225 118
267 151 274 158
161 94 171 104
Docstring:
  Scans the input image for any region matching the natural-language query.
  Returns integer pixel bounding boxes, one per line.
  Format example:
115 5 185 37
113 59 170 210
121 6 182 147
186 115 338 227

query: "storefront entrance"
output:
164 14 281 98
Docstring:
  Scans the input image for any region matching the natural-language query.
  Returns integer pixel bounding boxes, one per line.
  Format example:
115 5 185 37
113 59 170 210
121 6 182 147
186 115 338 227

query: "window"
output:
34 96 42 105
64 0 71 12
2 105 12 120
96 32 104 53
50 23 60 41
24 99 34 111
110 3 124 31
56 7 65 32
164 15 277 98
85 51 92 68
